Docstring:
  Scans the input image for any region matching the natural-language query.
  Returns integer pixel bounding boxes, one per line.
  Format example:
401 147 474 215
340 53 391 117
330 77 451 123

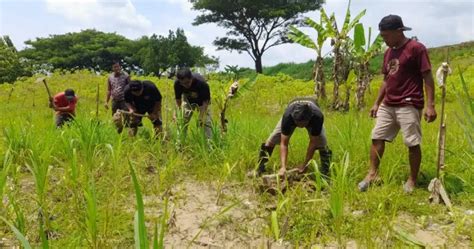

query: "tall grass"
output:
0 66 473 247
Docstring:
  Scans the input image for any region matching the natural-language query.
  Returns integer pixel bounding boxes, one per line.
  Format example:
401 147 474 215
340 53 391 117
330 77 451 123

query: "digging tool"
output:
428 50 452 209
95 82 100 119
35 77 53 106
116 109 150 118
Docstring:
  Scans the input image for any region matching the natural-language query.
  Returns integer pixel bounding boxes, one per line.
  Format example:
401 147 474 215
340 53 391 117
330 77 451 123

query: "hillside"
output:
238 41 474 81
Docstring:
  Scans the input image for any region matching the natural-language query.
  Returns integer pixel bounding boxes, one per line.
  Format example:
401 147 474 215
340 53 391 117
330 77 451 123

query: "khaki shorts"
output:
371 104 422 147
265 118 327 148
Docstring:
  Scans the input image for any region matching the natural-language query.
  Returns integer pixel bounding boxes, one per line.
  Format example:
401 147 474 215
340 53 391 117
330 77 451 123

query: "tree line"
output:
0 29 218 83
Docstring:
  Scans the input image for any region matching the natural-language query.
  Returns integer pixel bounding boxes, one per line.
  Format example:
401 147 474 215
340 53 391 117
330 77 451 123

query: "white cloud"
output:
45 0 152 33
158 0 194 13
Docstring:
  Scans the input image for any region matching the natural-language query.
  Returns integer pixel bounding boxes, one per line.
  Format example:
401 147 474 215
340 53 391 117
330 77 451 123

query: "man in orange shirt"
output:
49 89 78 128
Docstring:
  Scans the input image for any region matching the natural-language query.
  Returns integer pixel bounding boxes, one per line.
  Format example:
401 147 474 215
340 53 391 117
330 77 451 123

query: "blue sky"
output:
1 0 473 69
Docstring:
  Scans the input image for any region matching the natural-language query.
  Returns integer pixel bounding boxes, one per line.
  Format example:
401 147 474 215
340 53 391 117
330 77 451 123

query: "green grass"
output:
0 43 473 247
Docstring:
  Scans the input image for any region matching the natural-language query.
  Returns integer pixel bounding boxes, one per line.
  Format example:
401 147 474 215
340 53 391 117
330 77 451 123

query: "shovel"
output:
35 77 53 105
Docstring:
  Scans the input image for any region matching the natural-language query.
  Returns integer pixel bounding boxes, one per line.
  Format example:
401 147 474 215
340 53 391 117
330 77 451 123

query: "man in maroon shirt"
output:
49 89 78 128
358 15 437 193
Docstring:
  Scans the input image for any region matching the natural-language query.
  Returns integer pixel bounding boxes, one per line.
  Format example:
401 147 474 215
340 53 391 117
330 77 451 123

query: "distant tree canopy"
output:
20 30 135 72
0 35 31 83
134 28 218 78
10 29 217 81
190 0 324 73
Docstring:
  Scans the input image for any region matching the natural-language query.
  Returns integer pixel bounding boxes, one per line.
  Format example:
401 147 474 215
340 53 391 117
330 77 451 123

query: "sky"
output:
0 0 473 69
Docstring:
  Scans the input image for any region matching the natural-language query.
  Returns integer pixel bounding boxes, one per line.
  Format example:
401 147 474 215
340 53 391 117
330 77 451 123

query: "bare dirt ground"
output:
159 179 289 248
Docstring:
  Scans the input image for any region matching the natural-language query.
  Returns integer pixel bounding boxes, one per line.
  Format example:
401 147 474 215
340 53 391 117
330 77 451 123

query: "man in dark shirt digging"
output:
249 97 332 178
124 80 163 137
174 68 212 139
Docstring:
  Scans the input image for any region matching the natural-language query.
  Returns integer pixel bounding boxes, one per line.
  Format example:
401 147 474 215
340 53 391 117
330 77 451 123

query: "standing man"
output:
174 68 212 138
49 89 78 128
358 15 437 193
124 80 163 137
249 97 332 178
105 61 130 133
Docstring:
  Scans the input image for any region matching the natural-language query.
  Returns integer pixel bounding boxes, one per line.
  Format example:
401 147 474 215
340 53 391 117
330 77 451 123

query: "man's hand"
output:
424 105 437 123
369 104 379 118
278 167 286 177
104 103 109 110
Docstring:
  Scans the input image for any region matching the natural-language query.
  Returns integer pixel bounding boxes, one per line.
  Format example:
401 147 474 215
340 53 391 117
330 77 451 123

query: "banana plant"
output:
352 23 384 109
288 13 330 100
322 0 366 110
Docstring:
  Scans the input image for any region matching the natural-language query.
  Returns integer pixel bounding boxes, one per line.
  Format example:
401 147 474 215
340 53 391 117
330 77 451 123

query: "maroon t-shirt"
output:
382 39 431 109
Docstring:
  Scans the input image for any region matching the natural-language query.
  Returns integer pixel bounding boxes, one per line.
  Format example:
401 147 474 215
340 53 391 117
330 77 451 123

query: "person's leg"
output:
129 116 142 137
149 113 163 139
203 108 213 139
55 114 65 128
406 145 421 190
307 126 331 176
398 106 423 193
366 139 385 181
359 104 398 191
257 119 283 174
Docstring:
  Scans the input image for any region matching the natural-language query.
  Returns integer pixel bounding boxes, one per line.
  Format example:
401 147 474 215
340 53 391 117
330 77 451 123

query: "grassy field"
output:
0 46 473 248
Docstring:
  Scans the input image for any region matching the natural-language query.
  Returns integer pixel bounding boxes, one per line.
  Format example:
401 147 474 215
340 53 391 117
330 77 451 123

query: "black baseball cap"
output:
291 104 312 122
64 89 75 97
379 15 412 31
129 80 143 91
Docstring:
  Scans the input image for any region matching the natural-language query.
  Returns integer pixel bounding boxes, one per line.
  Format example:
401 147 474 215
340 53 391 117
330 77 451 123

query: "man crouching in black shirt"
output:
248 97 332 178
174 68 212 139
124 80 163 137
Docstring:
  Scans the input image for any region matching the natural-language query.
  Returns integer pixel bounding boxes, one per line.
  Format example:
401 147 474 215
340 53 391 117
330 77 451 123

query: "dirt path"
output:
162 179 289 248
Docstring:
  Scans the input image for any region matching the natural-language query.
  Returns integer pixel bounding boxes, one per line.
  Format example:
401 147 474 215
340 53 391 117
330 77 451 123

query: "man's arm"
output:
125 102 136 113
175 99 182 108
198 100 209 125
370 80 387 118
279 134 290 176
105 79 111 109
150 101 162 122
302 136 319 167
423 71 437 122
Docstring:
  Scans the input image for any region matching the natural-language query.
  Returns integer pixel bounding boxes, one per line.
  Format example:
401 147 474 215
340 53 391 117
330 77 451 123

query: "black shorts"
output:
56 113 74 128
112 100 127 116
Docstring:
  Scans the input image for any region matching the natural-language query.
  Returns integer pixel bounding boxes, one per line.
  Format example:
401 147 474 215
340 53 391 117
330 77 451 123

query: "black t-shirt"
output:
124 81 162 112
174 73 211 106
281 98 324 136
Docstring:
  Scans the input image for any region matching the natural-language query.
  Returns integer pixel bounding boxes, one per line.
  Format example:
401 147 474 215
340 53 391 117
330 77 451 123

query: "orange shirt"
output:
53 92 77 115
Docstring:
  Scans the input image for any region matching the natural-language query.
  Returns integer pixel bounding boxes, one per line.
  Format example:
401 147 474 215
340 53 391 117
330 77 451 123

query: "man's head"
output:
379 15 411 48
112 61 122 74
291 104 312 127
64 89 75 102
129 80 143 96
176 68 193 89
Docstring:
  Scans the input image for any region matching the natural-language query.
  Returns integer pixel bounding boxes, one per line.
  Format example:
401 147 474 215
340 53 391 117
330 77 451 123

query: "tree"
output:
352 24 384 109
134 29 219 78
0 36 31 83
20 29 136 72
190 0 324 73
288 14 330 100
322 1 366 110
